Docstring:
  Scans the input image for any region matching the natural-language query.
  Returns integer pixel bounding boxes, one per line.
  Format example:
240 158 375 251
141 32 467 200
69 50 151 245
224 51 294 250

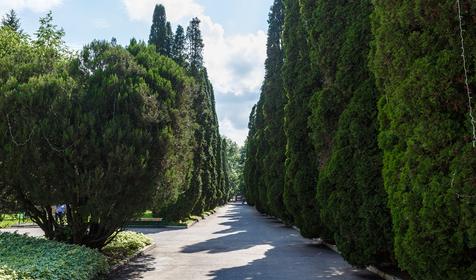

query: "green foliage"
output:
0 17 173 249
127 40 195 219
301 0 394 265
172 25 187 67
102 231 153 264
282 0 321 237
370 1 476 278
0 232 108 280
243 106 259 207
1 10 21 33
223 137 244 196
243 0 290 221
186 17 204 74
148 4 171 56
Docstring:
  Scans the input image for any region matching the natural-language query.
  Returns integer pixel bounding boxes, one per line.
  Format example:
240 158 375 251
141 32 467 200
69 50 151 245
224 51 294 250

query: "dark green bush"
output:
0 18 170 249
0 232 108 280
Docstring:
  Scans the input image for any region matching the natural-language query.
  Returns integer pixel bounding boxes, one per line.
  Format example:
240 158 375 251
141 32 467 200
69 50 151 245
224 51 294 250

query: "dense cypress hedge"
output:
282 0 321 238
244 0 476 276
371 1 476 278
303 0 394 265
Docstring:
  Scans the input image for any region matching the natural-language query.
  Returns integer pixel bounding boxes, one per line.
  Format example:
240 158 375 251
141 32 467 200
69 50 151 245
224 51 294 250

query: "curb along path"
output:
111 203 382 280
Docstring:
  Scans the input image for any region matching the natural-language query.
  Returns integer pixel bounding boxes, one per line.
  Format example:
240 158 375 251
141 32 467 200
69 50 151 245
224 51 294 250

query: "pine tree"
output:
371 1 476 278
172 25 187 66
148 4 170 56
1 10 21 33
282 0 321 238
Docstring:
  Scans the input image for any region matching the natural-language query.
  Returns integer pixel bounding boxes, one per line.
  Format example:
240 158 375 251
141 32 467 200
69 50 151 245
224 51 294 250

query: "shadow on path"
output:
108 254 156 280
183 204 381 279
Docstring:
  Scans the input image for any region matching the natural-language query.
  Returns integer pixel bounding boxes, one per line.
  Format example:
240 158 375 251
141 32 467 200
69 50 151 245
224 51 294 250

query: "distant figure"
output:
55 204 66 223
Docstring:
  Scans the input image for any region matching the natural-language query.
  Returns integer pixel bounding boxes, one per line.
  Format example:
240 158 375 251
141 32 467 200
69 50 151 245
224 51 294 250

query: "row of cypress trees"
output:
244 0 476 278
146 5 232 221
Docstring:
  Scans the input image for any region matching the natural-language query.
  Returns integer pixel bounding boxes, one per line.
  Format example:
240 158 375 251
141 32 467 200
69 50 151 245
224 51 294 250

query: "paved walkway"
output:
111 203 380 280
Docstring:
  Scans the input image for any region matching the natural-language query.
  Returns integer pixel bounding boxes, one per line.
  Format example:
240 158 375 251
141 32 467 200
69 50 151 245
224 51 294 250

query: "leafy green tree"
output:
223 138 244 197
1 10 21 33
371 1 476 278
282 0 321 237
0 14 193 248
148 4 171 56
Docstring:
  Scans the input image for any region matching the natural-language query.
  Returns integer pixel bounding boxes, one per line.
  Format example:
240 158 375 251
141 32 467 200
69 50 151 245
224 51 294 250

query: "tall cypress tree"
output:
172 25 187 66
282 0 321 237
165 22 173 57
261 0 289 221
371 1 476 278
302 0 394 265
186 17 204 74
244 106 259 206
148 4 170 56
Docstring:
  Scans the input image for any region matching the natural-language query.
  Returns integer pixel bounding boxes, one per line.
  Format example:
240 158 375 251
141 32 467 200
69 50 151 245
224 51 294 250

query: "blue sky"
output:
0 0 274 145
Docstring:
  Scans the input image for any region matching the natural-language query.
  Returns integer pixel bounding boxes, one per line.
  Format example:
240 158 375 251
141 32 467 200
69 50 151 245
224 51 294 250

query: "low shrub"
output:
0 233 109 280
102 231 153 265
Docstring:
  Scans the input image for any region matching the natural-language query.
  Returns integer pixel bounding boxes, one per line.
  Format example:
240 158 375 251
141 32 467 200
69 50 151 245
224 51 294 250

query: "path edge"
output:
109 242 157 272
261 210 403 280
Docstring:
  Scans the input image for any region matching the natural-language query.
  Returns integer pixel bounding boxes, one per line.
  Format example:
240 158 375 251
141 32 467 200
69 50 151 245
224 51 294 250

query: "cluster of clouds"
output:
0 0 62 14
122 0 266 145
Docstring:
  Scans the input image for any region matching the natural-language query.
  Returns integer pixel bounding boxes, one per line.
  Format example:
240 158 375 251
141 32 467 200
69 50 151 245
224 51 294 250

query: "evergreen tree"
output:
244 106 259 206
302 0 394 265
127 41 195 220
261 0 289 221
165 22 173 56
172 25 187 66
1 10 21 33
282 0 321 237
371 1 476 278
186 17 204 74
148 4 170 56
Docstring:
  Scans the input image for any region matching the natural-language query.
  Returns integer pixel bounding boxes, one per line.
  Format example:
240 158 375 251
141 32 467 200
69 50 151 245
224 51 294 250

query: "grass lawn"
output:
0 214 31 229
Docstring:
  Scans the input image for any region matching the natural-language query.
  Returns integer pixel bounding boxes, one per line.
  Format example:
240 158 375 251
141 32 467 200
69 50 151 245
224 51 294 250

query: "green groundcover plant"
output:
102 231 153 265
0 232 108 280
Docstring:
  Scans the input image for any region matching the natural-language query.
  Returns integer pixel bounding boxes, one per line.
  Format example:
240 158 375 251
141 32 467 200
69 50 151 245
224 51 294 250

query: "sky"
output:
0 0 274 146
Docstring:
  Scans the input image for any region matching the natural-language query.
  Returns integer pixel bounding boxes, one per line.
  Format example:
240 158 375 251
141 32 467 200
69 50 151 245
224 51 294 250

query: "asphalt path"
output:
111 203 381 280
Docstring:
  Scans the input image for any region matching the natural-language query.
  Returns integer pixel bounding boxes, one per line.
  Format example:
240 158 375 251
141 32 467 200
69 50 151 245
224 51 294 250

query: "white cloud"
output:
0 0 63 14
122 0 266 144
220 118 248 147
122 0 203 23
